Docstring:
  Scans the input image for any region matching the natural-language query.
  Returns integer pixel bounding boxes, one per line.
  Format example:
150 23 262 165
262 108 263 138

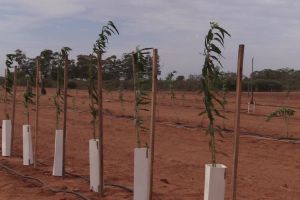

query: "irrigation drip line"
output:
6 98 300 121
0 162 91 200
65 171 133 193
1 94 299 196
103 111 300 143
157 121 300 144
36 160 133 193
87 107 300 143
255 102 300 110
0 151 133 194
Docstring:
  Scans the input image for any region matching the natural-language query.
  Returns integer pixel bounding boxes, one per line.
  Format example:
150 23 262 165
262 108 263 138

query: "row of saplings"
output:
1 21 161 200
1 21 267 200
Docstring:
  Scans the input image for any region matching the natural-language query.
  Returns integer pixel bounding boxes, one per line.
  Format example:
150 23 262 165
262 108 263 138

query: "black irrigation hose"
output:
5 99 299 144
105 182 133 193
99 107 300 142
32 159 133 193
35 160 133 193
105 112 300 143
0 147 133 194
0 162 91 200
65 171 133 193
2 97 298 197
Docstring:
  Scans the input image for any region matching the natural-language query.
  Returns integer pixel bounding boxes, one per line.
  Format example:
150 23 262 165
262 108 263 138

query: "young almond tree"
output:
132 47 152 148
93 21 119 195
266 107 295 137
166 70 178 122
23 73 35 125
91 21 119 139
87 55 98 139
52 50 65 130
3 54 15 119
118 75 125 115
199 22 230 167
166 71 177 100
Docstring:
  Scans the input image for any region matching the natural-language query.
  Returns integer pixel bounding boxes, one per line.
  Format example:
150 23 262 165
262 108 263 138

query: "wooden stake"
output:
3 69 7 119
62 54 68 177
11 66 17 155
34 57 40 168
250 57 254 104
57 60 61 95
56 59 61 130
131 52 140 148
149 48 158 200
231 44 244 200
97 52 104 195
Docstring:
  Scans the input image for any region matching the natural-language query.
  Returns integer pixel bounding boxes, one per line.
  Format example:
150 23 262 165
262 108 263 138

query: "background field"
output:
0 89 299 200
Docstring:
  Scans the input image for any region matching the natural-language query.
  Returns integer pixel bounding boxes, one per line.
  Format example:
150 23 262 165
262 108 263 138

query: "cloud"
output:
1 0 300 77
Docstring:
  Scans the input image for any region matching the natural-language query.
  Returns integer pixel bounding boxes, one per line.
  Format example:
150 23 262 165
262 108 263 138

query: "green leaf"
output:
210 44 222 55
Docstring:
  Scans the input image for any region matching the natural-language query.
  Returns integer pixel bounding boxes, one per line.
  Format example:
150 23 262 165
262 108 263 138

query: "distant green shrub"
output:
68 80 77 89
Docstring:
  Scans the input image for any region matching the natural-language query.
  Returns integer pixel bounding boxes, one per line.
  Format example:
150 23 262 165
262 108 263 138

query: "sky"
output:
1 0 300 78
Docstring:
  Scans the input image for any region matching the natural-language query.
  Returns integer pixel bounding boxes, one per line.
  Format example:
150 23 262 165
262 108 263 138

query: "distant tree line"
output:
1 49 299 92
0 49 160 92
160 68 300 92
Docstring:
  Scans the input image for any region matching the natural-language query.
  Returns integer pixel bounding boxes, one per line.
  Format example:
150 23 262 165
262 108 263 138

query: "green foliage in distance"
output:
166 71 177 100
199 22 231 167
266 107 295 137
118 76 125 115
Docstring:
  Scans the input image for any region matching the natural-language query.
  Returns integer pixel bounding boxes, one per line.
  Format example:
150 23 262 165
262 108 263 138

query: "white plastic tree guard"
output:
134 147 150 200
2 120 12 156
53 130 63 176
89 139 100 192
247 101 256 114
23 125 33 165
204 164 227 200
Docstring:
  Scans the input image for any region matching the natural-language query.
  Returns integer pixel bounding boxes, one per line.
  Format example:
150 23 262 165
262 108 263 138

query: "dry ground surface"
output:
0 88 299 200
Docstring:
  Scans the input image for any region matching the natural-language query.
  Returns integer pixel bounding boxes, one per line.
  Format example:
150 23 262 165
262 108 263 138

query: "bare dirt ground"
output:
0 88 299 200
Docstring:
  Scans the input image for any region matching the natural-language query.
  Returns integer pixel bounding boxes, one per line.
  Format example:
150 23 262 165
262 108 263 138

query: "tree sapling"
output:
266 107 295 137
199 22 230 166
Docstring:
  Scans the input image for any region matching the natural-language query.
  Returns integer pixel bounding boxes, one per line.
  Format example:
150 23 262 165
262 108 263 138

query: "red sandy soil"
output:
0 88 299 200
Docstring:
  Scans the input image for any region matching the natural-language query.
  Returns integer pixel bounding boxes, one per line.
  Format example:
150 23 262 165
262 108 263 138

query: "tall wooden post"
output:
3 69 7 119
149 48 158 200
34 57 40 168
11 66 17 154
97 52 104 195
250 57 254 103
62 54 68 177
56 60 61 130
231 44 244 200
131 52 141 148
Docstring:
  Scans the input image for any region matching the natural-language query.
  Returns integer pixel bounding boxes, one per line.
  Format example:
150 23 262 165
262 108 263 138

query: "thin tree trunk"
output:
131 52 141 148
62 54 68 177
4 69 7 119
34 57 40 168
210 129 216 167
26 79 30 125
285 117 289 138
11 66 17 155
232 44 245 200
56 61 61 130
41 78 46 95
97 52 104 195
149 48 158 200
